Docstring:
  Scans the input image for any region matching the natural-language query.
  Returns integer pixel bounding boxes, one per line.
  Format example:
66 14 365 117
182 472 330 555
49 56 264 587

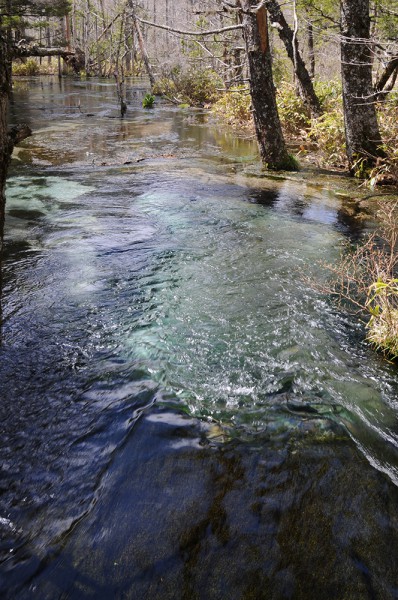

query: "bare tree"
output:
264 0 322 117
340 0 385 171
239 0 295 169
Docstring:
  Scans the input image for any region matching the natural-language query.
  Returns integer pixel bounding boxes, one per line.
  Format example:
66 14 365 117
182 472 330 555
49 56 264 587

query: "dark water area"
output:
2 77 398 598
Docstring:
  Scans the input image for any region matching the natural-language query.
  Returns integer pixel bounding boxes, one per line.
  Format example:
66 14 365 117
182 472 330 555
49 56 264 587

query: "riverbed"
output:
1 77 398 599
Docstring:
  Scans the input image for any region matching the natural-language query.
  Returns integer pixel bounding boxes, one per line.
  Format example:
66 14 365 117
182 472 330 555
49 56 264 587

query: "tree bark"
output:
0 47 30 334
0 24 13 246
307 20 315 79
114 69 127 117
127 2 155 88
264 0 322 117
239 0 295 170
374 56 398 100
0 30 32 249
13 45 75 58
340 0 385 171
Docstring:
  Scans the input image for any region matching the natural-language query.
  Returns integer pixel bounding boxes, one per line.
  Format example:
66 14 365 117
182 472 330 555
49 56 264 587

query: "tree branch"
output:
375 56 398 94
97 12 122 42
136 17 243 37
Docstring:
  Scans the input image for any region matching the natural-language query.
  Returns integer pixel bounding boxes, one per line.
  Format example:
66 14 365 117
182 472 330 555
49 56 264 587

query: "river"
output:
1 77 398 599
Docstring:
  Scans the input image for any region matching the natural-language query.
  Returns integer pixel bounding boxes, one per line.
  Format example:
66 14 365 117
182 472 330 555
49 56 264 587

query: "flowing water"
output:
2 77 398 599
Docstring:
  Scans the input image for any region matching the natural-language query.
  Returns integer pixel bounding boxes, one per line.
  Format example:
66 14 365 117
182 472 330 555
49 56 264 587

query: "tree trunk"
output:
0 25 13 246
340 0 385 171
46 25 51 66
239 0 295 170
264 0 322 117
0 27 32 249
0 51 29 331
307 20 315 79
165 0 169 49
128 2 155 88
124 13 133 74
114 69 127 117
13 45 75 59
65 14 71 51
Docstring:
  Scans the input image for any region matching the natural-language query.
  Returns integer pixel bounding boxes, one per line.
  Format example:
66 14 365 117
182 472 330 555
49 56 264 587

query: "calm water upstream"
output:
2 77 398 599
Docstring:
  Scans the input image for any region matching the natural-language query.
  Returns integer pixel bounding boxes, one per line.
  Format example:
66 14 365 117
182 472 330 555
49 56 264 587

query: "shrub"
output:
12 59 40 76
212 86 253 130
213 83 312 138
276 82 310 136
309 106 346 166
366 278 398 357
142 93 155 109
272 47 291 87
304 80 346 166
321 202 398 358
152 76 174 98
152 66 222 106
369 94 398 186
314 80 343 109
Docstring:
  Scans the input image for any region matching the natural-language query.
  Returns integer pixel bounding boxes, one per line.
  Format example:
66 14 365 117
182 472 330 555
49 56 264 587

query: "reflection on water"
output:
1 77 398 598
9 77 256 167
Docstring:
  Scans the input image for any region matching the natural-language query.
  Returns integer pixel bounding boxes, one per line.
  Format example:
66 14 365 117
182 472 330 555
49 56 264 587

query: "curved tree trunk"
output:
374 56 398 101
264 0 322 118
239 0 295 170
128 1 155 89
307 20 315 79
340 0 385 171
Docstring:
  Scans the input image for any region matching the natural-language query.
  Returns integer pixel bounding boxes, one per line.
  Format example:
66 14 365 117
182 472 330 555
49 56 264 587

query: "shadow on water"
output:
17 407 398 600
247 186 368 240
2 77 398 599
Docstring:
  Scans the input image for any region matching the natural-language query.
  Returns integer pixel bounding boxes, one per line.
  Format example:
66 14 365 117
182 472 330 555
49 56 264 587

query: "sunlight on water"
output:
6 176 95 204
5 167 398 471
3 79 398 596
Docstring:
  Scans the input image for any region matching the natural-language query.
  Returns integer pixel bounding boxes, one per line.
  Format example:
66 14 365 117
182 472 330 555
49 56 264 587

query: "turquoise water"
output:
2 77 398 598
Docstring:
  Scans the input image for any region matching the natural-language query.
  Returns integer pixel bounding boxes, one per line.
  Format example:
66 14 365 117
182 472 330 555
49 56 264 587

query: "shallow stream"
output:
2 77 398 599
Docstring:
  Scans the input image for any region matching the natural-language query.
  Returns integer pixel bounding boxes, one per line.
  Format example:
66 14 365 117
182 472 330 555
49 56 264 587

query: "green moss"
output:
265 153 300 172
281 153 300 171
